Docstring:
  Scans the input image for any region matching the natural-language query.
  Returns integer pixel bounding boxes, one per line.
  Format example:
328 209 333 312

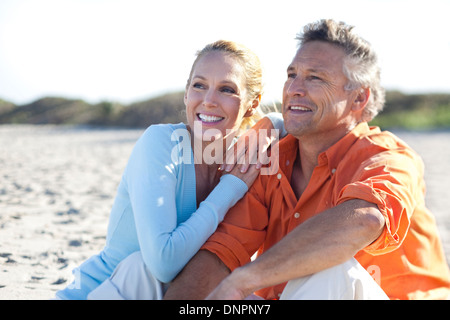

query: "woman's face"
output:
184 51 252 142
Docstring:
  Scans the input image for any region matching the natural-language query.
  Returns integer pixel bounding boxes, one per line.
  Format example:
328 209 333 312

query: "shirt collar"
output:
321 122 378 172
279 122 379 173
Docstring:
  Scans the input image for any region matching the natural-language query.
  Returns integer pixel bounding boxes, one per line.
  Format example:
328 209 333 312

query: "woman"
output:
55 40 284 299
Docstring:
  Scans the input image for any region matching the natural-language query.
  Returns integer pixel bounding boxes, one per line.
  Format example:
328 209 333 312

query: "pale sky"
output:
0 0 449 105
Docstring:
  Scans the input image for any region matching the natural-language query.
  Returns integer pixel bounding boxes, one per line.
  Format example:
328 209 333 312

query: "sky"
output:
0 0 449 106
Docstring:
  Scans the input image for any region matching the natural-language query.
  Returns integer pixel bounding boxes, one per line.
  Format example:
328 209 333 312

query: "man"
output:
164 19 450 300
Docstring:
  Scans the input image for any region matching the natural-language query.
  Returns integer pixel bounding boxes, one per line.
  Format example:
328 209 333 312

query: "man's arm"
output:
163 249 230 300
206 199 385 299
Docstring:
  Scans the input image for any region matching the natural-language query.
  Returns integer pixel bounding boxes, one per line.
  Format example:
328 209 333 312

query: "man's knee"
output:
280 258 388 300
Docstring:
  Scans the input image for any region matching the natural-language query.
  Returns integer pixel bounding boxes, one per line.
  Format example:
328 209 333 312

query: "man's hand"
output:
205 279 247 300
205 267 253 300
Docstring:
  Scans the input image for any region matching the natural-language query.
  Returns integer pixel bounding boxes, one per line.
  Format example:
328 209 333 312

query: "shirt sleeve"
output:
337 146 425 255
201 175 269 271
264 112 288 138
125 125 248 283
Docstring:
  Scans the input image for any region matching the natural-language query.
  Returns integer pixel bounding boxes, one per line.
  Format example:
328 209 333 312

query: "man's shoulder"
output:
360 127 413 152
349 126 420 165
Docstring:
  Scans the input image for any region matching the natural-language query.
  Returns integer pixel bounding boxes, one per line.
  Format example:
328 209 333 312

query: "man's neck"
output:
291 127 352 199
298 135 334 174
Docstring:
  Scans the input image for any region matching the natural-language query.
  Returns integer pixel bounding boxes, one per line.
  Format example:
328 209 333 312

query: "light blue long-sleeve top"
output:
55 123 249 299
56 113 285 300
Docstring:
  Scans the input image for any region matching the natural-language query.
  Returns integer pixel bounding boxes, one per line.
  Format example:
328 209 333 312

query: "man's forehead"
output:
289 41 346 70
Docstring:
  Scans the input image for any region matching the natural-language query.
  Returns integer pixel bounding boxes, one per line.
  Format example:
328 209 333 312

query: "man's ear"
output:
244 95 261 117
352 87 370 112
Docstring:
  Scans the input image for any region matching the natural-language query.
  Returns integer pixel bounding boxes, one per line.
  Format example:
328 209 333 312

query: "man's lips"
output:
288 105 313 112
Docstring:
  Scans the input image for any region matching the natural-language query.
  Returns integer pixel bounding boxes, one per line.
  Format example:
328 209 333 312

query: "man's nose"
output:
286 76 306 97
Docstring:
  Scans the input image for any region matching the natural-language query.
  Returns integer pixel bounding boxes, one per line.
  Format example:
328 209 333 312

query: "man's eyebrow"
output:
307 68 328 74
192 75 207 80
286 65 328 73
287 66 331 78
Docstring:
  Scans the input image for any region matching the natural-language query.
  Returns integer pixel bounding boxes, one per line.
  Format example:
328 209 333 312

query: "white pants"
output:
87 251 169 300
87 251 388 300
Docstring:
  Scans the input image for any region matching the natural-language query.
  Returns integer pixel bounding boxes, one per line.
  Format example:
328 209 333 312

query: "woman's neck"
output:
187 124 237 168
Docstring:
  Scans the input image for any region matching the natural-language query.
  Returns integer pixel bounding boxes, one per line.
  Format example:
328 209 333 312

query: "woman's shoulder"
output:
127 123 190 172
143 122 187 136
138 122 187 143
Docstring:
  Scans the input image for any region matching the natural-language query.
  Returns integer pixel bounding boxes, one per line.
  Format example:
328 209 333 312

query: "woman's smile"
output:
197 113 225 124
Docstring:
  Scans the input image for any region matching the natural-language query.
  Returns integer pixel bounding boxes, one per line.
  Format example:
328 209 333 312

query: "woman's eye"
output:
221 87 236 94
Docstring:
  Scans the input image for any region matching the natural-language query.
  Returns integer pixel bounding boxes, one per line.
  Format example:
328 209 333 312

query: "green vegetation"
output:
0 92 185 128
1 91 449 130
369 91 450 130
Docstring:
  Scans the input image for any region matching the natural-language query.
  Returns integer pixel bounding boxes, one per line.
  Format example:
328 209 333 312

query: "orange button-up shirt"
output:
202 123 450 300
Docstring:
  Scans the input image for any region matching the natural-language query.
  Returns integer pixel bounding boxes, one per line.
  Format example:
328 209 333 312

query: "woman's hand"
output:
221 117 278 174
226 163 261 189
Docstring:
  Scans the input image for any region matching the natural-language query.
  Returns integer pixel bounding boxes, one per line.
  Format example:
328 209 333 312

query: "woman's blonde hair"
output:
186 40 264 131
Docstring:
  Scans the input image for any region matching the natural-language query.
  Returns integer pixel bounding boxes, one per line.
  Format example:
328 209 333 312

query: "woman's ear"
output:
184 90 188 106
244 95 261 117
352 87 370 112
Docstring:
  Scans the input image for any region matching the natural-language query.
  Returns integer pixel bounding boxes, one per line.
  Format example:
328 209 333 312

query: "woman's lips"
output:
197 113 225 123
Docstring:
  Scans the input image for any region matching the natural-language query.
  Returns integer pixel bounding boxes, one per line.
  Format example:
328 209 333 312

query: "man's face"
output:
282 41 357 140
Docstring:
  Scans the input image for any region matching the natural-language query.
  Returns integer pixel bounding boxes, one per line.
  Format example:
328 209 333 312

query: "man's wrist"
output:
228 265 262 298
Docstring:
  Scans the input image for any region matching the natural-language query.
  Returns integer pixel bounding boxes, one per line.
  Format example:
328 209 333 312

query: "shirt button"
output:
277 173 282 180
294 212 300 219
331 168 336 174
286 160 290 166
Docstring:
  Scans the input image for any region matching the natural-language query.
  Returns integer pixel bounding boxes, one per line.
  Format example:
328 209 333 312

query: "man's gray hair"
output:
296 19 385 121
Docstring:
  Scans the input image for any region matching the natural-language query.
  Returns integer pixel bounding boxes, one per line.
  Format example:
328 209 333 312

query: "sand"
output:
0 125 143 299
0 125 449 300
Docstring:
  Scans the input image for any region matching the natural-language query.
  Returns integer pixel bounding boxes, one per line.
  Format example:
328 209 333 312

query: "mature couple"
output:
56 19 450 300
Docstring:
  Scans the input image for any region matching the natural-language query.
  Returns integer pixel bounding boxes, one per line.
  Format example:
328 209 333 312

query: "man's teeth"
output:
290 106 311 111
198 114 224 122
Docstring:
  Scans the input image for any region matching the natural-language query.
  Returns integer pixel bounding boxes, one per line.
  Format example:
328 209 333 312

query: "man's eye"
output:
287 73 296 79
193 83 205 89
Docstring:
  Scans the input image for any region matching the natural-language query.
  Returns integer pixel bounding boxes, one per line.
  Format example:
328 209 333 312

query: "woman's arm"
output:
126 125 255 283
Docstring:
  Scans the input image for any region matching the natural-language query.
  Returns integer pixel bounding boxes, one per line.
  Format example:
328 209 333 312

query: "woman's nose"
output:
202 89 218 108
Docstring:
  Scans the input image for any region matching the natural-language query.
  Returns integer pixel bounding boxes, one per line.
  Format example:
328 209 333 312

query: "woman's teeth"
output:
198 114 224 122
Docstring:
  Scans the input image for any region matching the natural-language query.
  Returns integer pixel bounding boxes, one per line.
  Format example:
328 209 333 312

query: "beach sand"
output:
0 125 143 299
0 125 449 300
